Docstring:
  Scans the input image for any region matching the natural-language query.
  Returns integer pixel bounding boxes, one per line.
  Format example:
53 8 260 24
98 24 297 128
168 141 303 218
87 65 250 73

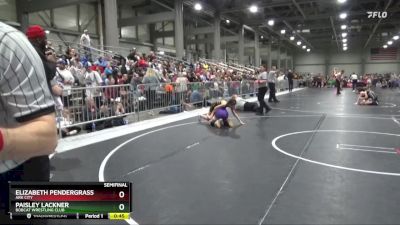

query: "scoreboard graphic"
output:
8 182 132 220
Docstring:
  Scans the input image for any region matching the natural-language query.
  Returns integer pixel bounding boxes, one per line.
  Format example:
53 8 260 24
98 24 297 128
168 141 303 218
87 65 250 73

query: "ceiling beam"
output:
292 0 306 19
364 0 393 48
330 16 340 51
119 11 175 26
282 20 313 49
17 0 97 13
151 0 174 11
221 0 317 14
187 36 240 44
187 26 214 35
154 30 175 38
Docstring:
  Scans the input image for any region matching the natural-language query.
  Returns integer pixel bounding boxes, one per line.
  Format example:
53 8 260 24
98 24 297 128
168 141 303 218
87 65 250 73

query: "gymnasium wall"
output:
295 49 400 75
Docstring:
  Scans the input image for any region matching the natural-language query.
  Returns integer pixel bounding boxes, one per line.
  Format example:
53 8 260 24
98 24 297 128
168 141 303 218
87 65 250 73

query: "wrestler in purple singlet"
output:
215 107 229 121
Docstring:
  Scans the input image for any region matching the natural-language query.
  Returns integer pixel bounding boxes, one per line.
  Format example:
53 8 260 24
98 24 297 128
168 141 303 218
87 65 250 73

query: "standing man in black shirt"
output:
287 69 294 92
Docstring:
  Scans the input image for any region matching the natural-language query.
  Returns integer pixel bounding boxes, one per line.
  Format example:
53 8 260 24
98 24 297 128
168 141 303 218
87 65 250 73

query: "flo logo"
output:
367 11 388 18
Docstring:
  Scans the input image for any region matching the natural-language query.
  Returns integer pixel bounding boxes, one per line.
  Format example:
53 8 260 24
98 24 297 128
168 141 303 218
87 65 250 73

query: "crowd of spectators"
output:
42 36 267 134
35 26 309 135
304 72 400 90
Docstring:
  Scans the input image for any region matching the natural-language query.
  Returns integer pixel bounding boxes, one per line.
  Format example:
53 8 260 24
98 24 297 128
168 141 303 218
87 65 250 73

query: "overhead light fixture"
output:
388 40 393 45
393 35 399 40
343 38 347 43
343 46 348 51
307 48 311 52
343 43 347 47
290 36 295 41
341 32 347 38
341 25 347 30
297 41 302 45
261 35 264 39
268 19 274 26
281 29 286 34
194 2 202 11
158 51 165 55
339 12 347 19
249 5 258 13
226 19 230 24
302 45 306 49
45 30 50 34
383 45 388 48
337 0 347 3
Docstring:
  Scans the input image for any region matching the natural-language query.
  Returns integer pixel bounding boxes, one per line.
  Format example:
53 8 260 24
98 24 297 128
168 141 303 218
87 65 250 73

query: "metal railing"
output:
56 79 301 137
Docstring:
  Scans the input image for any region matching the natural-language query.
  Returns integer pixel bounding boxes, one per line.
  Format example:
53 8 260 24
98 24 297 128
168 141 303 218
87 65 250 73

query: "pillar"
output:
277 41 281 69
238 25 245 64
284 48 288 71
149 24 158 51
174 0 185 59
16 0 29 32
361 52 366 76
325 55 330 78
213 13 221 61
97 1 104 51
104 0 119 48
254 32 260 67
267 41 272 69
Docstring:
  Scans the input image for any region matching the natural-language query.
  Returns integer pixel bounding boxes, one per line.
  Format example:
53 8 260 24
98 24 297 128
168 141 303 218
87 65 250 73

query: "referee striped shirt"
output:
0 22 55 174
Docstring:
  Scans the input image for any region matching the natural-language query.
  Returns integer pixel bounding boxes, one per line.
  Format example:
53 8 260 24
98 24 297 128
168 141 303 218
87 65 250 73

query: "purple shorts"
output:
215 108 229 120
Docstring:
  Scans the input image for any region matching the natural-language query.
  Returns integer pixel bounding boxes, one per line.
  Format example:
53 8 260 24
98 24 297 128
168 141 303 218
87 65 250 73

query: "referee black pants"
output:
336 79 341 95
257 86 270 113
0 156 50 225
268 82 278 102
288 79 294 92
352 79 357 91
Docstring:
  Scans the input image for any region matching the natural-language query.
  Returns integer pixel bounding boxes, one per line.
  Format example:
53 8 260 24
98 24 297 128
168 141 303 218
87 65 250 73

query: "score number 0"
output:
119 191 125 211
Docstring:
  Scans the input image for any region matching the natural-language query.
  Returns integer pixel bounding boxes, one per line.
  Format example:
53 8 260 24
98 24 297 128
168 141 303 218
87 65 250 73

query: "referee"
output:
0 22 57 224
256 65 271 115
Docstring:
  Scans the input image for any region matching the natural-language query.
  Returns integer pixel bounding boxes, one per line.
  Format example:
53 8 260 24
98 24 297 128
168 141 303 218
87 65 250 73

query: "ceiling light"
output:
281 29 286 34
302 45 306 49
297 41 301 45
388 40 393 45
343 38 347 43
268 19 274 26
158 51 165 55
341 25 347 30
393 35 399 40
343 46 348 51
261 35 264 39
383 45 388 48
290 36 295 41
249 5 258 13
194 2 202 11
226 19 230 24
343 43 347 47
341 32 347 38
45 30 50 34
307 48 311 52
339 12 347 19
337 0 346 3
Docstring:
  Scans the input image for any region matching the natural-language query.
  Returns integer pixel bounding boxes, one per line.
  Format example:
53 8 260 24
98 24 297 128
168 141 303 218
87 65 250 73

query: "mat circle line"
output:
271 130 400 176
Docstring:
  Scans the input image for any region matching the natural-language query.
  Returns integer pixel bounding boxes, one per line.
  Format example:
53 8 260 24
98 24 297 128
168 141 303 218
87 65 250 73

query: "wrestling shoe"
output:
214 119 222 128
